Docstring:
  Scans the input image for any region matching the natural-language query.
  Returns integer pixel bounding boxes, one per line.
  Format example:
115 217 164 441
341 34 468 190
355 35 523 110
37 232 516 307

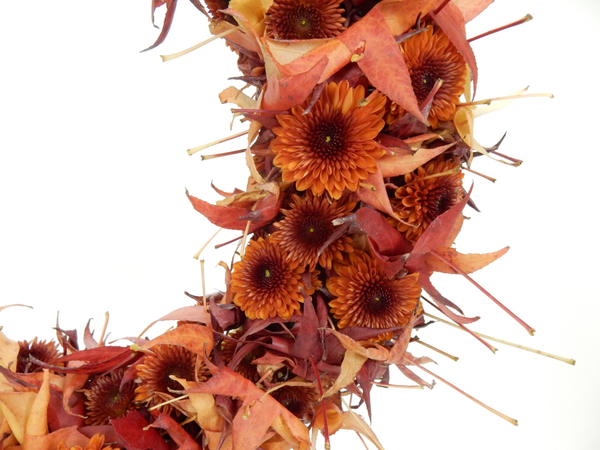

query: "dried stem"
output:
425 313 575 365
187 130 248 156
468 15 533 43
403 353 518 426
160 28 236 61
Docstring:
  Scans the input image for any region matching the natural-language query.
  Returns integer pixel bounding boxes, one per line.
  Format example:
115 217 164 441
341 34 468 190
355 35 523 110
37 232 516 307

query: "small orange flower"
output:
83 368 137 426
391 155 464 241
272 81 387 199
57 433 119 450
135 345 209 413
231 236 306 320
265 0 346 40
401 26 467 127
272 193 355 270
16 338 60 373
327 251 421 340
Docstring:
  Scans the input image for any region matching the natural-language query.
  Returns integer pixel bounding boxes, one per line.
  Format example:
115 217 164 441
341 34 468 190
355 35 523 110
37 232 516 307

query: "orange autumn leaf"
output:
452 0 495 23
425 245 510 274
142 323 214 356
431 1 478 93
337 5 425 122
378 142 456 177
261 57 329 111
185 367 310 450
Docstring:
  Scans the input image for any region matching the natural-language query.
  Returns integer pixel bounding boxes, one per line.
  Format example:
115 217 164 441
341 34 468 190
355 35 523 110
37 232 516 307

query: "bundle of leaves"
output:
0 1 563 449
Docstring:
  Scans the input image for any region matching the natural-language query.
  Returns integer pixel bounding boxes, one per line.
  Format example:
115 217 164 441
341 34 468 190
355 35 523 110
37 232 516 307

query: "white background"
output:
1 1 598 449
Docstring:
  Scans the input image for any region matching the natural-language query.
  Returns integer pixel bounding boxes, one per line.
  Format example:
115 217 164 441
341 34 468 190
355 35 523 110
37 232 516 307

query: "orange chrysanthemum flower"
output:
265 0 346 40
272 81 387 199
83 368 137 426
327 251 421 340
272 193 355 270
231 236 306 320
16 338 60 373
270 381 318 421
135 345 209 413
57 433 119 450
401 26 467 128
391 155 464 241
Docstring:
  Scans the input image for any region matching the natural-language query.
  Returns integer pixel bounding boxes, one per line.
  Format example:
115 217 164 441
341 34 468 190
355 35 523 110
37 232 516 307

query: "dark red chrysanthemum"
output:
265 0 346 40
83 368 137 426
231 236 305 320
16 338 60 373
135 345 209 413
269 381 318 421
272 81 387 199
271 192 355 270
391 155 464 241
402 26 467 127
327 251 421 340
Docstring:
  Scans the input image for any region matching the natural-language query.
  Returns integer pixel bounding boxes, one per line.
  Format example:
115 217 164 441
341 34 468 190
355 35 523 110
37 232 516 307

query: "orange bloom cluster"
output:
0 1 554 450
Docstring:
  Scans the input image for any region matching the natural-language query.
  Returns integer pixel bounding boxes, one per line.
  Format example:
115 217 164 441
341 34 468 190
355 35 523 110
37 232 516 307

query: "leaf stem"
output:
403 354 518 426
160 28 236 61
425 312 575 365
187 130 248 156
468 15 533 43
429 250 536 335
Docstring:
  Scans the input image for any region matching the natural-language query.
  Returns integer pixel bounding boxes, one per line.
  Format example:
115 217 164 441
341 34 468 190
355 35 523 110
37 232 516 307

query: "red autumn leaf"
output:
338 6 425 122
35 346 137 375
290 297 321 361
431 1 478 93
355 206 412 278
143 0 178 52
112 410 171 450
150 412 201 450
261 57 329 111
187 189 280 232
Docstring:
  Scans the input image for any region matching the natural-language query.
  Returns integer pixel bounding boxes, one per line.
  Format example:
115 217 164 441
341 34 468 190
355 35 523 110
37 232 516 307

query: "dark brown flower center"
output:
162 362 195 392
253 260 285 290
412 65 439 104
425 186 459 220
297 215 332 247
363 284 393 313
280 5 322 39
310 117 346 157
